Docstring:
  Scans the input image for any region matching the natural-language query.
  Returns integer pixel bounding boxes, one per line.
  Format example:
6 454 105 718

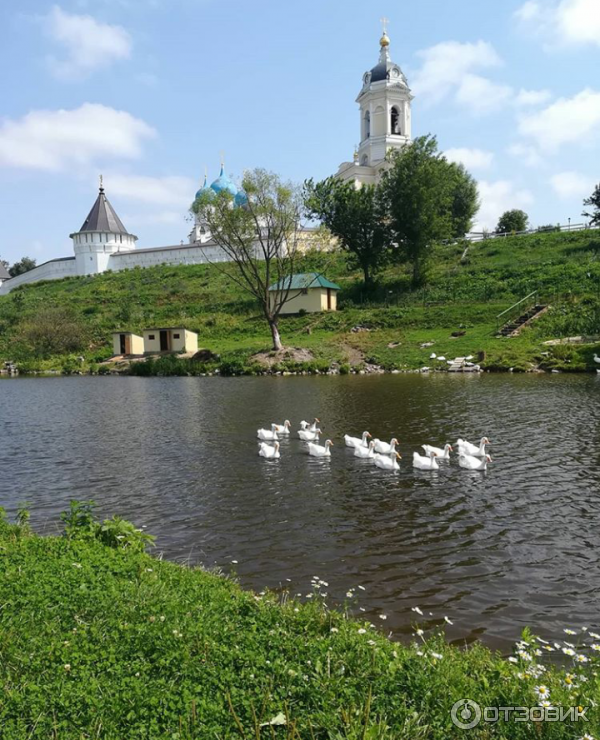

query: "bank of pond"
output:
1 504 598 739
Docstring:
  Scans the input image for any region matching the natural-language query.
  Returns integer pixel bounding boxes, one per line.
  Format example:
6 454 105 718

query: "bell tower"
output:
337 20 413 187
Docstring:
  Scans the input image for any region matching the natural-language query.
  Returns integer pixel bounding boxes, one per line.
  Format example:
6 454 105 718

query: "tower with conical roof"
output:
337 20 413 187
70 177 137 275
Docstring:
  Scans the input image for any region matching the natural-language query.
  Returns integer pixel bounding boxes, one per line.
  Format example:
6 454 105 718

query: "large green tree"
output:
380 135 479 286
583 183 600 227
303 177 389 288
191 168 303 351
495 209 529 234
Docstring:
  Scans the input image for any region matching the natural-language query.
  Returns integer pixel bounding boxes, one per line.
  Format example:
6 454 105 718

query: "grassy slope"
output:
1 229 599 372
1 516 598 738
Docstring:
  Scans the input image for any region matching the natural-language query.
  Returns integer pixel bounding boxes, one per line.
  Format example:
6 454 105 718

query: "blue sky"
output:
0 0 599 264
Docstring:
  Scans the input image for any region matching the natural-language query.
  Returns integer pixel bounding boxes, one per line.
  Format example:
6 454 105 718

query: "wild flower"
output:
431 652 443 660
345 592 353 598
357 628 366 634
589 632 600 640
444 616 453 625
539 700 553 709
563 674 577 690
562 647 576 656
530 664 546 678
64 664 71 671
576 654 589 664
591 644 600 652
518 650 533 662
231 560 238 564
358 585 366 591
534 685 550 699
412 607 423 616
379 615 387 620
367 640 376 646
564 629 577 635
330 627 338 633
564 641 575 648
578 734 594 740
537 637 549 644
543 645 555 652
508 657 518 664
72 563 82 569
416 629 424 637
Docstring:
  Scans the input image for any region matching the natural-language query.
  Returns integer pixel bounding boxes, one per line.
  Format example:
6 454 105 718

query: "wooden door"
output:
160 330 169 351
327 289 332 310
120 334 126 354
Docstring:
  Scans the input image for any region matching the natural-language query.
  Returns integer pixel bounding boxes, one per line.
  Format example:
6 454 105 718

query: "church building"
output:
337 24 413 187
0 25 412 296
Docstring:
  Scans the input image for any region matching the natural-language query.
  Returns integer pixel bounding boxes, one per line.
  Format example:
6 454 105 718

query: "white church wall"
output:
108 244 230 272
0 258 78 295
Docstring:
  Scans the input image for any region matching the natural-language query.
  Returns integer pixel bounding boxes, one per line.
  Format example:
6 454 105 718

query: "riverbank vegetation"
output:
0 227 599 375
1 504 598 738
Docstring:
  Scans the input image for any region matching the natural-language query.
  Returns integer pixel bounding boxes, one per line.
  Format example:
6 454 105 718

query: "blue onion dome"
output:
210 165 238 197
195 173 213 200
234 189 248 207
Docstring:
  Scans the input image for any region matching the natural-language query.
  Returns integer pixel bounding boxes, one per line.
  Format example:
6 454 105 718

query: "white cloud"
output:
445 147 494 170
455 74 512 114
44 5 132 79
474 180 534 231
105 174 196 208
507 143 544 168
0 103 155 171
412 41 503 105
518 88 600 151
515 0 600 47
550 171 594 199
515 88 552 107
514 0 542 21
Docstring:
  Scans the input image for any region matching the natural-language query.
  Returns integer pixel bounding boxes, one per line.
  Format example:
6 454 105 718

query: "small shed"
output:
143 327 198 354
112 332 144 357
268 273 341 315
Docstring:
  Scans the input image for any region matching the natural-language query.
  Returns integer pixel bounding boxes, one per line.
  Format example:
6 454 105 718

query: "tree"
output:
12 306 87 359
380 135 479 286
583 183 600 226
191 168 303 351
9 256 37 278
303 177 388 288
495 209 529 234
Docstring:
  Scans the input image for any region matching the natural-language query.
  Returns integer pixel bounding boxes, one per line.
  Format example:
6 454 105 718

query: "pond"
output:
1 373 598 650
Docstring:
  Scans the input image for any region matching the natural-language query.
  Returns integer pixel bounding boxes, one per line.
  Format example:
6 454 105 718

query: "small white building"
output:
0 262 10 286
269 273 340 314
142 328 198 354
112 332 145 357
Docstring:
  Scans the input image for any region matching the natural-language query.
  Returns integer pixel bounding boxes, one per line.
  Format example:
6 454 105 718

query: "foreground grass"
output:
1 228 599 373
1 508 599 738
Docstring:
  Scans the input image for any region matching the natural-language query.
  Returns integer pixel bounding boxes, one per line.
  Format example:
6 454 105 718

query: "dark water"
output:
1 373 599 649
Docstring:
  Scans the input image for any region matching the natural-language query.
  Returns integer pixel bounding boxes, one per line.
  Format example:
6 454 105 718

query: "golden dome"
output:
380 32 390 47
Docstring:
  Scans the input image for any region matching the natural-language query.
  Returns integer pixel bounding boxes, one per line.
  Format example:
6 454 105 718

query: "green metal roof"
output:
268 272 341 292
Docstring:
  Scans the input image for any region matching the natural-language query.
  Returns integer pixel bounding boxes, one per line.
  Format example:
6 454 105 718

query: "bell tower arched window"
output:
391 106 401 135
364 111 371 140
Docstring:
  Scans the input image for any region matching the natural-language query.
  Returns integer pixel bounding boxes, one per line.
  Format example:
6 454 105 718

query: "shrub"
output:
61 500 154 553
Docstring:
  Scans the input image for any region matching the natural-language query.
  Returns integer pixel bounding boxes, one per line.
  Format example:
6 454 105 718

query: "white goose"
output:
456 437 490 458
299 427 322 442
258 441 280 459
257 424 279 441
344 431 371 448
412 450 439 470
421 443 453 460
373 450 401 471
374 437 399 455
594 353 600 364
308 439 334 457
354 441 376 459
273 420 291 435
459 453 492 471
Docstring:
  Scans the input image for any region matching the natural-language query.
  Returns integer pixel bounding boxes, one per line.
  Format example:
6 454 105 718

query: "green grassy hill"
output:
1 228 599 373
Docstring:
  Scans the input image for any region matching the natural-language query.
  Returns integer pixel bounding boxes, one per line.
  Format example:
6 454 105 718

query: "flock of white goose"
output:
257 419 492 472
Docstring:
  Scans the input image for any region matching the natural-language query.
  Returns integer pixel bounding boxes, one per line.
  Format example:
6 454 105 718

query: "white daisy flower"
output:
564 629 577 635
539 700 552 709
508 657 518 663
444 616 453 625
589 632 600 640
416 629 424 637
357 628 366 634
535 685 550 698
412 607 423 616
379 615 387 620
576 654 589 664
518 650 533 662
562 647 576 657
431 652 443 660
591 644 600 652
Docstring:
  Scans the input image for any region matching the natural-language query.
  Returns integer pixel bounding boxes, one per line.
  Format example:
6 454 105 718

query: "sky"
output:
0 0 599 264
